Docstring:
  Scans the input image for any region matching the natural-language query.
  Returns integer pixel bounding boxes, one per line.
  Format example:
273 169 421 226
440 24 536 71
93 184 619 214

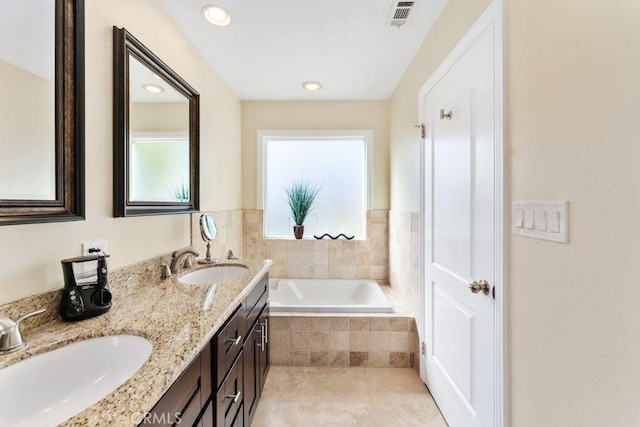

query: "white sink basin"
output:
179 265 249 285
0 335 152 426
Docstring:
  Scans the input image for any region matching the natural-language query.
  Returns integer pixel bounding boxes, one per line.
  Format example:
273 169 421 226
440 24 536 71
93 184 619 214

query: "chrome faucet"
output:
226 250 239 260
169 249 200 275
0 309 46 354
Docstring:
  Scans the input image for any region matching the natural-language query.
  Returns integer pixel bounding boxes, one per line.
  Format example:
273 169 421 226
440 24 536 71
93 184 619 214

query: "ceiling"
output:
159 0 447 100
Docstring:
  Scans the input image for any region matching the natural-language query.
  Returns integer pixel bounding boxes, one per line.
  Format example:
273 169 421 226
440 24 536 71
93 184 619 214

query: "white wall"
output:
241 101 390 210
390 0 640 425
0 0 241 305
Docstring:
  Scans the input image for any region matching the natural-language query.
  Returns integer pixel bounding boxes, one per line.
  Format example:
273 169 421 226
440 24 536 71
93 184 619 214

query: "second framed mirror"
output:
113 27 199 217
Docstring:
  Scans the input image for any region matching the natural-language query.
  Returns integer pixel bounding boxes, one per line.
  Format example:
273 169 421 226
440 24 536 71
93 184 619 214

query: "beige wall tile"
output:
343 265 357 279
271 330 291 350
328 351 349 367
270 350 290 366
389 318 409 332
290 351 310 367
349 331 369 351
369 318 389 331
356 265 370 278
309 318 330 331
291 331 310 350
349 351 369 367
368 351 391 368
329 331 349 351
390 352 410 368
270 316 290 331
309 331 328 351
349 318 369 331
390 332 410 351
291 317 309 331
369 331 390 351
310 351 329 367
312 265 328 278
329 317 349 331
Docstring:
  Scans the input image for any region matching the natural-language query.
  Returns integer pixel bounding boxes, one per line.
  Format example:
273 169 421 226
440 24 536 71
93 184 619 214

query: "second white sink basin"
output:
179 265 249 285
0 335 152 426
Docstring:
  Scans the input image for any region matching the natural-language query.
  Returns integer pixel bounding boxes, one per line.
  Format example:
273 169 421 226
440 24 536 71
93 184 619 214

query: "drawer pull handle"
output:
263 318 268 344
260 323 266 351
225 391 241 403
226 335 242 346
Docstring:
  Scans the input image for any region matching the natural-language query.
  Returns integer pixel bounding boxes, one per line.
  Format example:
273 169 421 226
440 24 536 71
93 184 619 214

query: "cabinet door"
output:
258 309 270 393
142 350 204 426
243 319 262 425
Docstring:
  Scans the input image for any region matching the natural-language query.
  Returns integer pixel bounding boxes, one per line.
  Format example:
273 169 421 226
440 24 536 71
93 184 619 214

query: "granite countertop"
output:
0 256 272 426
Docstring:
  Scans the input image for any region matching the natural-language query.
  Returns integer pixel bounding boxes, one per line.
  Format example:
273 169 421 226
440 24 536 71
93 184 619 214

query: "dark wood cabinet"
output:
141 342 212 426
211 271 269 426
243 307 269 426
142 272 269 427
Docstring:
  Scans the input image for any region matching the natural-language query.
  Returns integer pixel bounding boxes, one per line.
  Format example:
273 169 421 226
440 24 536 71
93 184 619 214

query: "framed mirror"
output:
0 0 84 225
113 27 199 217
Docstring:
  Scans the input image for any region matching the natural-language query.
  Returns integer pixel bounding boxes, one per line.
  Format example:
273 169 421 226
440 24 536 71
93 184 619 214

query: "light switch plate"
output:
512 202 568 243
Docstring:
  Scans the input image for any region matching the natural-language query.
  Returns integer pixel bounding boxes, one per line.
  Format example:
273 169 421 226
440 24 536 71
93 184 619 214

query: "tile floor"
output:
253 367 447 426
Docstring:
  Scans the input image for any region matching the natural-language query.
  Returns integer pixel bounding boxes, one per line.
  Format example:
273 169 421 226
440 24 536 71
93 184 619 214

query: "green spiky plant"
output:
284 181 320 226
169 182 190 201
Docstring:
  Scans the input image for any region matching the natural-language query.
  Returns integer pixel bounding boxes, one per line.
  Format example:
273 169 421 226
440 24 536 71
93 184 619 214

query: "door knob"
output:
468 280 490 295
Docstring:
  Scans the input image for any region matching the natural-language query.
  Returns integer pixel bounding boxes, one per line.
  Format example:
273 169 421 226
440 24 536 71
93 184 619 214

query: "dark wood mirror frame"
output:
0 0 85 225
113 27 200 217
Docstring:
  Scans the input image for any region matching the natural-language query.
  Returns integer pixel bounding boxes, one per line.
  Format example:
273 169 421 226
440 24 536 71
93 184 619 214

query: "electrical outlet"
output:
81 239 108 272
82 239 108 256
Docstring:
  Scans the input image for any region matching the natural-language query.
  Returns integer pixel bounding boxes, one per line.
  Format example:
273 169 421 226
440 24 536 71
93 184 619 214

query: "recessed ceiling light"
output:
201 5 232 26
142 83 164 93
302 81 323 91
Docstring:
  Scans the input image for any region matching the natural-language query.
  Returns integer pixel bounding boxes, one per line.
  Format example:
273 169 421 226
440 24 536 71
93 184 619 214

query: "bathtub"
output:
269 279 394 313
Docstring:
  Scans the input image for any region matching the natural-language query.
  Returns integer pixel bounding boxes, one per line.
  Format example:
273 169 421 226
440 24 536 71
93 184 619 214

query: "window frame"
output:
257 129 374 239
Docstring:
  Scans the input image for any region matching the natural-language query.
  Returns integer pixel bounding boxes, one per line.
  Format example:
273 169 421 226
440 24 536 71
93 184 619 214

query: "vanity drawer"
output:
213 305 243 389
215 351 244 427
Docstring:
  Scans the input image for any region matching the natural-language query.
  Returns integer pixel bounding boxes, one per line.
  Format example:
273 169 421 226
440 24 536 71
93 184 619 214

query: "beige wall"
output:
507 0 640 425
0 0 241 305
241 101 390 210
390 0 640 425
389 0 492 211
130 102 189 132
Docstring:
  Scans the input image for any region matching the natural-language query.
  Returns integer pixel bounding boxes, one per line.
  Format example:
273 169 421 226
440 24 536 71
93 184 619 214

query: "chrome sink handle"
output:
0 308 46 354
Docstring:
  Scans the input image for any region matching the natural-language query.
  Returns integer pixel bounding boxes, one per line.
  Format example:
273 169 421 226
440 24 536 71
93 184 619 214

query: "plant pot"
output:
293 225 304 239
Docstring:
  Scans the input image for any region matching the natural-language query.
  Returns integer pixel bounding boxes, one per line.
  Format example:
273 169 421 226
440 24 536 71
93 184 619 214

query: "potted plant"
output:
285 181 320 239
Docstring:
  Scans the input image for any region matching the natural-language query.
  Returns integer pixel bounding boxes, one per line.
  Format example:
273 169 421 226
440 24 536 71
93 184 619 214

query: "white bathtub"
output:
269 279 394 313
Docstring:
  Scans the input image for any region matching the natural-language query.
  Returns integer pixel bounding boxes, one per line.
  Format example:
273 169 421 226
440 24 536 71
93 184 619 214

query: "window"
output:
258 130 372 239
130 131 190 202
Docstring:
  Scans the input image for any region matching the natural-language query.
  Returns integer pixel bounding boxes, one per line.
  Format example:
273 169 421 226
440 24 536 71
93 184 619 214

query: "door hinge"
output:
421 341 426 355
414 123 425 139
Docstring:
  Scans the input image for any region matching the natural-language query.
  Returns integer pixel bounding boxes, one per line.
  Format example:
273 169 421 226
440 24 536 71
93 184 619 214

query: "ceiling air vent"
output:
388 1 415 28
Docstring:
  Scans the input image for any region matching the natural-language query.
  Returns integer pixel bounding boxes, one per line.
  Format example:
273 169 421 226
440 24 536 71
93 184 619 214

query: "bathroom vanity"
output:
146 273 269 426
0 255 272 426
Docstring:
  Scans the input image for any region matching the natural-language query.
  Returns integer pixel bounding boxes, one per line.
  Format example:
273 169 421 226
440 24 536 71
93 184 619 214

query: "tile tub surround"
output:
269 315 419 369
0 251 272 426
253 367 447 427
389 210 420 316
243 209 389 281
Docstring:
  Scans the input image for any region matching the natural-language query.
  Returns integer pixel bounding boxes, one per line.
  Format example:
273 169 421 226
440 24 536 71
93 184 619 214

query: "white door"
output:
420 18 497 427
